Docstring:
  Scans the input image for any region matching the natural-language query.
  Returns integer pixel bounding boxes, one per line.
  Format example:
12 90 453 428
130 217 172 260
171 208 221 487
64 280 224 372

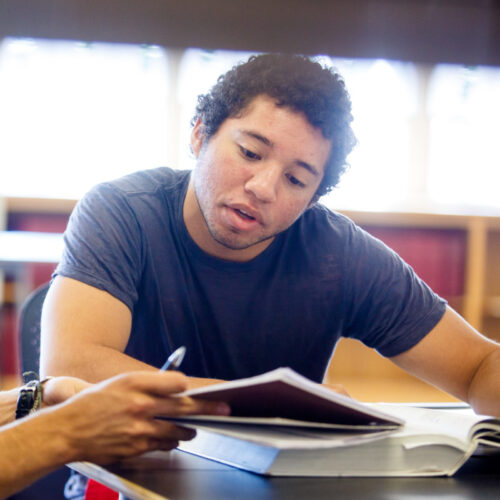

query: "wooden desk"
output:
70 448 500 500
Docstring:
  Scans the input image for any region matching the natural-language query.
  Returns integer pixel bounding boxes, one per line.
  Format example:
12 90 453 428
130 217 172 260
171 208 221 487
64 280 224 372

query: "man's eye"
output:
286 174 306 188
239 146 260 160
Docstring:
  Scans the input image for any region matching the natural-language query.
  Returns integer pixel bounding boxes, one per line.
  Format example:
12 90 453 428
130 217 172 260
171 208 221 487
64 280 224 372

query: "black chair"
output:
8 282 71 500
18 283 50 375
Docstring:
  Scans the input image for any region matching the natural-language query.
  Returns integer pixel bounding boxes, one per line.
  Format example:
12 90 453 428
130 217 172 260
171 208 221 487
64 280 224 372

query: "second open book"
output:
158 367 500 476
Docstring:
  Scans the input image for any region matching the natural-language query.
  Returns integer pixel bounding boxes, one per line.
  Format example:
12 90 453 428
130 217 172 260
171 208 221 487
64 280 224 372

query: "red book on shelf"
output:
363 226 466 298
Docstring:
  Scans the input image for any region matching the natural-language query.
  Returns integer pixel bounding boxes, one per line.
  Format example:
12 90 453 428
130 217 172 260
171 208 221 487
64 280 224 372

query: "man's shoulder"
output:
74 167 190 224
302 203 358 236
303 204 397 255
101 167 190 197
292 204 381 259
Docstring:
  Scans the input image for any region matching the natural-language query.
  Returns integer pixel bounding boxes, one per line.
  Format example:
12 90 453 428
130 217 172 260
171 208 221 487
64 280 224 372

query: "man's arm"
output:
0 372 229 499
391 305 500 416
41 276 221 388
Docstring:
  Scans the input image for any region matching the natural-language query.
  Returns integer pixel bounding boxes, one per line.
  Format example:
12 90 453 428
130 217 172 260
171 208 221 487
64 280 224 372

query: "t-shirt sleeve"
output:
54 183 143 312
341 222 447 357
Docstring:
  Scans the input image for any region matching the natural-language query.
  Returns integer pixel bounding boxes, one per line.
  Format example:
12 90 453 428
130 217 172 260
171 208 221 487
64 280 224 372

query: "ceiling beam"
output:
1 0 499 66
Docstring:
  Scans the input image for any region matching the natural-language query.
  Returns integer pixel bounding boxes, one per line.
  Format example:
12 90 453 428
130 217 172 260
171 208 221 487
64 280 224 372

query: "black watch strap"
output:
15 379 41 419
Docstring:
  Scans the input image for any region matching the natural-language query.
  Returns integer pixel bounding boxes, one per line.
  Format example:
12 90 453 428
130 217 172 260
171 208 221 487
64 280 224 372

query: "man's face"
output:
184 95 332 261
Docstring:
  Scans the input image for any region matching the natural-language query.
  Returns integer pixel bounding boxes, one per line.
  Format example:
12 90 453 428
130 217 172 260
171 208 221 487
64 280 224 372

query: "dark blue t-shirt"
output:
55 167 446 382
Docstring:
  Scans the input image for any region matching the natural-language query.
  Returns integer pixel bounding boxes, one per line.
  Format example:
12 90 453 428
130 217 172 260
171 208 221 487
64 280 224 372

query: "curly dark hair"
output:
192 53 357 198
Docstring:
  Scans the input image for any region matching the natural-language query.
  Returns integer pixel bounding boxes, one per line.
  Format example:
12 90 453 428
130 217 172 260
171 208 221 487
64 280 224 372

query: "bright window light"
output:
1 40 500 215
176 48 256 171
427 64 500 213
321 58 418 211
0 38 170 199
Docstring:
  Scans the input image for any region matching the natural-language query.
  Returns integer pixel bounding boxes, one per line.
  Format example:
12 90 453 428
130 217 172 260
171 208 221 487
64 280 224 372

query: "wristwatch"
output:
15 379 42 419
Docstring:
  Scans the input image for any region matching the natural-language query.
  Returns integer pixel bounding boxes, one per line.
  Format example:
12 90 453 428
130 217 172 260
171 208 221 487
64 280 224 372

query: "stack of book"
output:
159 368 500 477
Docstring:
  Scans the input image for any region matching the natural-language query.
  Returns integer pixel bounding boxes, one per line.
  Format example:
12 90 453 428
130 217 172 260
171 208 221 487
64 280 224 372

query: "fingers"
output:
65 408 199 464
59 371 231 464
91 438 182 465
154 396 230 417
75 372 229 420
114 422 196 458
157 440 180 451
87 372 230 419
107 371 189 397
54 372 232 465
153 421 197 442
104 372 231 416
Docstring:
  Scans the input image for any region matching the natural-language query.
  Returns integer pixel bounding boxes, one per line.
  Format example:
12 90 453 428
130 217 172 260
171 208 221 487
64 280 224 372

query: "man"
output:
0 371 229 498
40 53 500 416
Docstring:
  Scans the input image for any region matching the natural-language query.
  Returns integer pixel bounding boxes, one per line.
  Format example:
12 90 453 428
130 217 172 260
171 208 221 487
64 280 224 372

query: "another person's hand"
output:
44 371 230 464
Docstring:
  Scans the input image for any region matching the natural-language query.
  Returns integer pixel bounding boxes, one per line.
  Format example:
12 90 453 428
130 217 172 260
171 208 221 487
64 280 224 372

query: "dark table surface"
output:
71 447 500 500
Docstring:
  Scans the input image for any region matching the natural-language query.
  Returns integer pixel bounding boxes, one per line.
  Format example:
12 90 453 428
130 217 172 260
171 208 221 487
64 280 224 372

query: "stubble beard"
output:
201 205 275 251
193 183 276 252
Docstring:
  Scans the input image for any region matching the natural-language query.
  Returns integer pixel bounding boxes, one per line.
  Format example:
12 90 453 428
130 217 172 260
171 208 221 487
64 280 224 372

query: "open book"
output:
172 367 403 428
160 368 500 477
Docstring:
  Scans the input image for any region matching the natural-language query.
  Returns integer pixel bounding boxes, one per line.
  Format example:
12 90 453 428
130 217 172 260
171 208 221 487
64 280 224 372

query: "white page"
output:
371 404 496 448
163 415 398 431
177 421 398 449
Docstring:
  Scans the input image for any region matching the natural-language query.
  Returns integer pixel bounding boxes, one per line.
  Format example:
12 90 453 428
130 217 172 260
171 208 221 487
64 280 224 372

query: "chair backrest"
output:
18 283 50 375
12 282 74 499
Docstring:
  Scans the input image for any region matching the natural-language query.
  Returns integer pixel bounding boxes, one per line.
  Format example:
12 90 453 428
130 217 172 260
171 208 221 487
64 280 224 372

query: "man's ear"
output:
190 118 206 158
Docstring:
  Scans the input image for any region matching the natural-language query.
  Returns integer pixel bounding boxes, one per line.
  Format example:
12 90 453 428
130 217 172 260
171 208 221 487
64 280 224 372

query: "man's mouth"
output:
235 208 256 221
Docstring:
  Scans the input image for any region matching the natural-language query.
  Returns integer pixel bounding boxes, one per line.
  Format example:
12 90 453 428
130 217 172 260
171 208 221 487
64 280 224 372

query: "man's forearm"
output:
41 344 156 382
42 344 225 388
468 348 500 416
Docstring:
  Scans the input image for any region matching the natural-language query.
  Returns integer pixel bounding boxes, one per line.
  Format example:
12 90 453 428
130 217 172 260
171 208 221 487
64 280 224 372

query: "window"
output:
176 48 256 171
1 39 500 215
320 58 419 211
0 38 170 199
427 64 500 212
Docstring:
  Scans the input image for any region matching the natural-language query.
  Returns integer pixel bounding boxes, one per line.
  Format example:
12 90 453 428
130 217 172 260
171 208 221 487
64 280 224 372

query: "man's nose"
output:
244 164 280 203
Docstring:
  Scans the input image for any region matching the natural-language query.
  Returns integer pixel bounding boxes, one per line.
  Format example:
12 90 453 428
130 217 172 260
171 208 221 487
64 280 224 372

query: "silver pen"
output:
160 346 186 371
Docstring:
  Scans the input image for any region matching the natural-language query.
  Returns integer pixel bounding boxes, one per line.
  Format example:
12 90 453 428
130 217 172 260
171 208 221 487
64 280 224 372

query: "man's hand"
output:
46 371 230 464
42 376 91 406
1 371 229 498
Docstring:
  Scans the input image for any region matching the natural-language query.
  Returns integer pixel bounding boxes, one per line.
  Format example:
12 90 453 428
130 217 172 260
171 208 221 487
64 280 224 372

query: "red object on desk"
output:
85 479 118 500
